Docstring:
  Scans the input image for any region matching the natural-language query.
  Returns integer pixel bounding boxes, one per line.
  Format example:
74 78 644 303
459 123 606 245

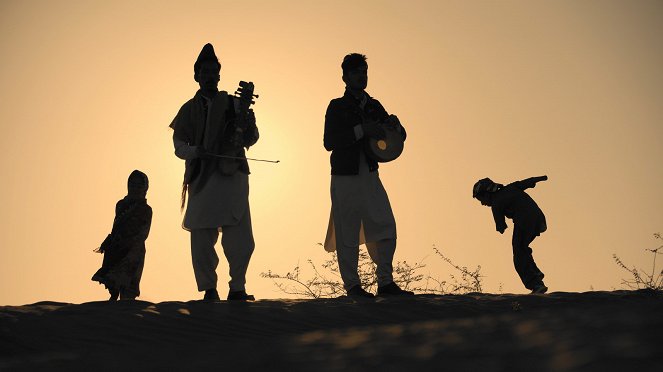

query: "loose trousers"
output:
190 209 255 292
337 238 396 290
512 225 545 290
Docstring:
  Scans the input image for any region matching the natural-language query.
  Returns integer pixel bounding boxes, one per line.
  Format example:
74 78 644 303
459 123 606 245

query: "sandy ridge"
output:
1 291 662 371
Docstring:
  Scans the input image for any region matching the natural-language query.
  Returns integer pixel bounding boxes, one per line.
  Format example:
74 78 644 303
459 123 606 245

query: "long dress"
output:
91 196 152 299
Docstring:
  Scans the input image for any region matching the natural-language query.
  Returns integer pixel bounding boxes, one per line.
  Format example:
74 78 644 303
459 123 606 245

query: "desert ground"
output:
1 290 662 371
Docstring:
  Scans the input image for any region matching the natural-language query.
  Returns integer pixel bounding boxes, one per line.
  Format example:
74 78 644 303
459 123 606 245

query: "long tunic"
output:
324 151 396 251
171 90 258 230
174 135 249 229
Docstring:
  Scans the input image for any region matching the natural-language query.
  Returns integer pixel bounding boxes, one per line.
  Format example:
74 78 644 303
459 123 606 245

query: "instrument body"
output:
364 117 405 163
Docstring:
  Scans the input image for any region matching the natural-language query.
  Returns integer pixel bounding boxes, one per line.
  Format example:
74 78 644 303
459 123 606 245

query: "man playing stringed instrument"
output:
323 53 413 298
169 43 259 301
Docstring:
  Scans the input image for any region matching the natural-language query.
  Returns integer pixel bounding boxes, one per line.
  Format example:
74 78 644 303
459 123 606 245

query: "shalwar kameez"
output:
170 44 258 298
323 88 407 292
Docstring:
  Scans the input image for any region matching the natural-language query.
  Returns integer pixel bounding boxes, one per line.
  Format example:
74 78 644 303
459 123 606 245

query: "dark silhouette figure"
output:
169 43 258 302
92 170 152 301
473 176 549 294
322 53 413 298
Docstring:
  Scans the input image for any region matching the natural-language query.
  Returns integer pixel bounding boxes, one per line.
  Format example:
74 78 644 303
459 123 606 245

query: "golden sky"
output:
1 0 662 305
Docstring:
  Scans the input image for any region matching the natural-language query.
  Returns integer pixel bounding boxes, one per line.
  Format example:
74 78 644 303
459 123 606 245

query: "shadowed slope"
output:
1 291 662 371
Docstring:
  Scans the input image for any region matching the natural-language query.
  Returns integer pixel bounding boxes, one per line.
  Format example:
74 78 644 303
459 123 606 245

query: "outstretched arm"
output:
512 175 548 191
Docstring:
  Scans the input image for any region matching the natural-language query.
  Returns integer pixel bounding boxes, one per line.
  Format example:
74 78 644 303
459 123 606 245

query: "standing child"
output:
472 176 549 294
92 170 153 300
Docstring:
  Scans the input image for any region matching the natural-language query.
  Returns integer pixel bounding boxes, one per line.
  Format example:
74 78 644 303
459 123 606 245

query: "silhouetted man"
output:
169 43 259 301
323 53 413 298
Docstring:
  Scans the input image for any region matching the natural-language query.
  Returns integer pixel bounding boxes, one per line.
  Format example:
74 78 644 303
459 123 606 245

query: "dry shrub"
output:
613 233 663 291
260 244 483 298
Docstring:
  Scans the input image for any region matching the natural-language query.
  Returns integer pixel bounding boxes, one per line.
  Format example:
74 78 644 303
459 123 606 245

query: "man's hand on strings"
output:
247 109 256 127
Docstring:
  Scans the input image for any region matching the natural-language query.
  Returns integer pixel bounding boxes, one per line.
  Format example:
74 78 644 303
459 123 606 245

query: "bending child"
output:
92 170 153 300
472 176 548 294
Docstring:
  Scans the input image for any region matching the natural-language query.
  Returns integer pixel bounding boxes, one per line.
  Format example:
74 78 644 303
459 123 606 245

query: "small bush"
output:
423 245 483 294
260 244 483 298
613 233 663 291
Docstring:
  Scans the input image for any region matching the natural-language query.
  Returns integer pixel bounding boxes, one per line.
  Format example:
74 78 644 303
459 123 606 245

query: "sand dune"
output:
1 291 662 371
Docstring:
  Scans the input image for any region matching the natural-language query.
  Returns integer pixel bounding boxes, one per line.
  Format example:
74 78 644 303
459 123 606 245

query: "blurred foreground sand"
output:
1 291 662 371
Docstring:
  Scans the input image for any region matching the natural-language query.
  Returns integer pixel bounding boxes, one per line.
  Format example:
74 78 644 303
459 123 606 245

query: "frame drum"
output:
365 127 404 163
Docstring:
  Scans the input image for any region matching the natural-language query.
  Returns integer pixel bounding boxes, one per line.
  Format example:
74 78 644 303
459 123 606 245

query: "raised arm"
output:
512 175 548 191
242 109 259 149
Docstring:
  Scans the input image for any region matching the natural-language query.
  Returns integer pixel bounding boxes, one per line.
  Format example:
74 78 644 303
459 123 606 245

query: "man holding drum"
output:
323 53 412 298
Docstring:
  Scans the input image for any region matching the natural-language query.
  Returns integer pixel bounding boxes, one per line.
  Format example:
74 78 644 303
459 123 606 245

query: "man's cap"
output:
194 43 221 73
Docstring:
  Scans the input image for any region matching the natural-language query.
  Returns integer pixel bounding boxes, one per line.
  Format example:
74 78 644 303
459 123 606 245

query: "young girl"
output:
92 170 152 300
473 176 548 294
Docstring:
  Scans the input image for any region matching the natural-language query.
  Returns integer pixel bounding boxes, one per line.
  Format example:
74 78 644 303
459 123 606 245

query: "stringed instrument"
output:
365 115 405 163
180 82 271 210
219 81 259 175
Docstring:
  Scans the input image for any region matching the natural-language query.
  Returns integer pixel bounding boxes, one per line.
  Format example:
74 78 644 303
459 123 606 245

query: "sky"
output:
1 0 662 305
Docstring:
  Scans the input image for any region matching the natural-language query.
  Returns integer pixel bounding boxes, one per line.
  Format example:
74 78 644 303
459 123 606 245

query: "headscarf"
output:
128 170 149 191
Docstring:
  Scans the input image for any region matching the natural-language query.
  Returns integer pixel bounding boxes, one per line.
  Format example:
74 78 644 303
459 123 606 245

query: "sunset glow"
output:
1 0 662 305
